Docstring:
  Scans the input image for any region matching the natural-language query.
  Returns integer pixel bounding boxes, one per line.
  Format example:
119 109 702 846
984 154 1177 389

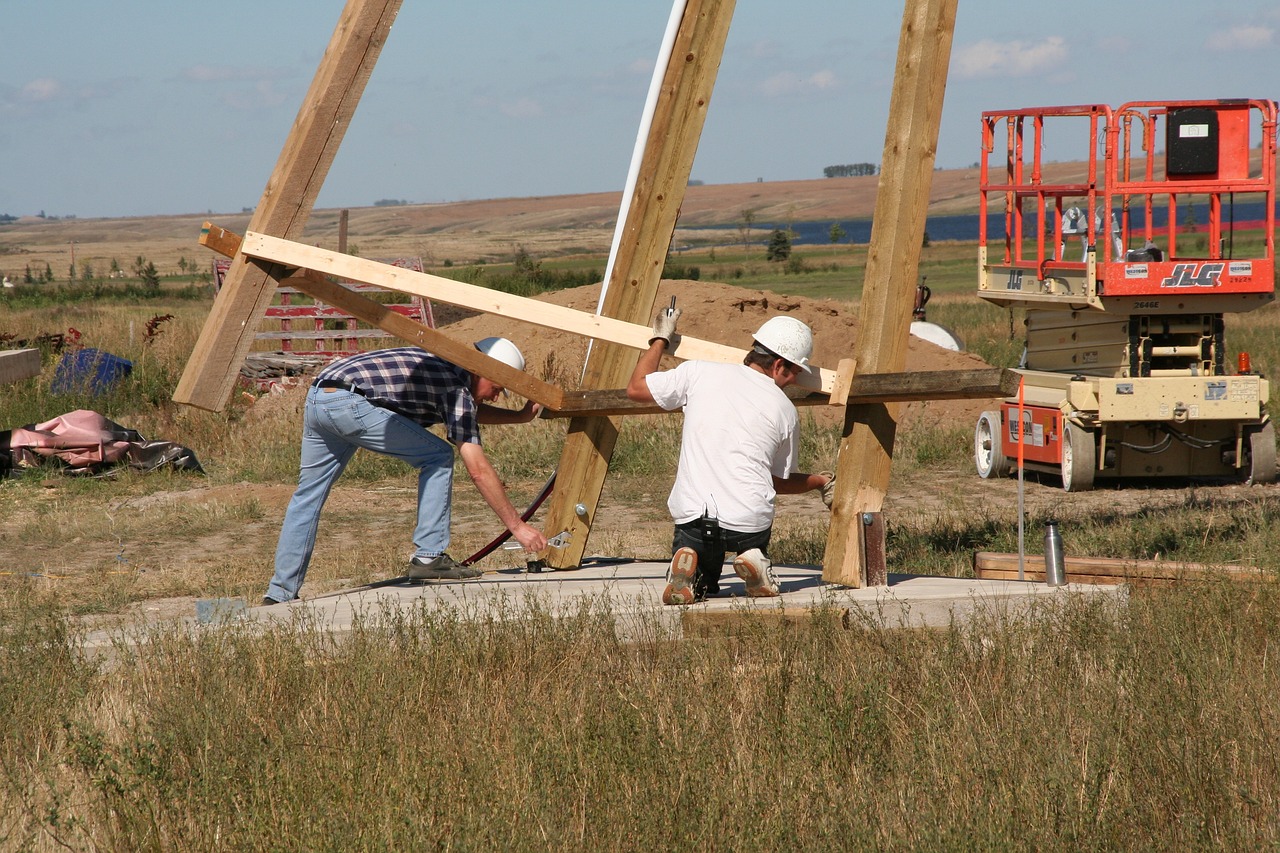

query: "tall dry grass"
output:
3 583 1280 849
4 268 1280 847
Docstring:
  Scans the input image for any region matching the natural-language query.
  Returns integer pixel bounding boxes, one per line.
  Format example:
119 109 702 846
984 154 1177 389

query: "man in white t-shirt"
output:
626 311 834 605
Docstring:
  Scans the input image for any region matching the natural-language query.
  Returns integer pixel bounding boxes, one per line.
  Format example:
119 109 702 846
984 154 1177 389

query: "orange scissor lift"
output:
972 99 1278 490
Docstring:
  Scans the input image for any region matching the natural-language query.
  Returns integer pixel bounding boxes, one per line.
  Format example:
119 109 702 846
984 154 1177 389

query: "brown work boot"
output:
662 547 700 606
733 548 780 597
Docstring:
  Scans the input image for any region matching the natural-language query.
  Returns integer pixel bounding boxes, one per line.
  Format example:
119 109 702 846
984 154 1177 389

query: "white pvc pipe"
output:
582 0 689 377
597 0 688 314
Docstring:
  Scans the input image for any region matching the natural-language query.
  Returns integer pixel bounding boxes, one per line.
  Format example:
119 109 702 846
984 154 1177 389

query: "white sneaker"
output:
663 547 700 606
733 548 780 597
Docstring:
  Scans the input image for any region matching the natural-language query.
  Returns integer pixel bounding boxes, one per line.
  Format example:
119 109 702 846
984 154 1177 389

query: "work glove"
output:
820 470 837 509
649 308 681 348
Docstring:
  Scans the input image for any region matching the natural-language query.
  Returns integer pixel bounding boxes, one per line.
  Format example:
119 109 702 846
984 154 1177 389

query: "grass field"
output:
4 236 1280 848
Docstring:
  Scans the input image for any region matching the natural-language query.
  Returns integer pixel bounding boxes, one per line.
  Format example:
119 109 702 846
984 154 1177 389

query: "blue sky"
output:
3 1 1280 219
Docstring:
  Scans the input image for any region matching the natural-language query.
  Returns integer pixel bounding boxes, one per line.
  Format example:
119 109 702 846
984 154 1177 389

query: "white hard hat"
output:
752 316 813 373
474 337 525 372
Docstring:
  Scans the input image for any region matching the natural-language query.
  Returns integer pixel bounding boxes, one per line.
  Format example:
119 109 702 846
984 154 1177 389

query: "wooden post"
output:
173 0 402 411
822 0 958 587
540 0 736 569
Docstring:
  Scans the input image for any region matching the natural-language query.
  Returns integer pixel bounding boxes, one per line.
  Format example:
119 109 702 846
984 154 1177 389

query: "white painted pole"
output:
598 0 687 310
584 0 689 374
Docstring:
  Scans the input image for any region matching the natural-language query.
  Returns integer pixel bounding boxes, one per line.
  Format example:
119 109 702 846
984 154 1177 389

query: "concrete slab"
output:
81 559 1124 654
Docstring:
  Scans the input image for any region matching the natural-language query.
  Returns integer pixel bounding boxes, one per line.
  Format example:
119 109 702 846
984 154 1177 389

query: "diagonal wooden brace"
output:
199 223 565 408
234 230 841 394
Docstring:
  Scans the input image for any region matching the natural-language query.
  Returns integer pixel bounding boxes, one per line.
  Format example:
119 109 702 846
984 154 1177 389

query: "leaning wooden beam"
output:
823 0 958 588
174 0 402 412
974 551 1270 585
235 230 840 394
540 0 737 570
199 224 565 408
544 368 1017 418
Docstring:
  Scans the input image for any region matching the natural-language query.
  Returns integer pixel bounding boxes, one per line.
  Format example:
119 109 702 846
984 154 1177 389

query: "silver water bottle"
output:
1044 520 1065 587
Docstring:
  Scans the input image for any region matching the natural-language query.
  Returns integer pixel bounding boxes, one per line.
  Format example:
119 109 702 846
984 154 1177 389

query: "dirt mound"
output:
441 279 1001 429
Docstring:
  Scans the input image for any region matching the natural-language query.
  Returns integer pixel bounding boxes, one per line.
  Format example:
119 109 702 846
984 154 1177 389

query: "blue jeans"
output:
266 385 455 601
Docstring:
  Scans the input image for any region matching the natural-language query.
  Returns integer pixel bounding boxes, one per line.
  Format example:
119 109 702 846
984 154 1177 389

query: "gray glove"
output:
649 308 681 348
820 471 836 508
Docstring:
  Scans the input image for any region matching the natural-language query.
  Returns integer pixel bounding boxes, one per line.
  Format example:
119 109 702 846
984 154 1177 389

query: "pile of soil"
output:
441 279 1002 429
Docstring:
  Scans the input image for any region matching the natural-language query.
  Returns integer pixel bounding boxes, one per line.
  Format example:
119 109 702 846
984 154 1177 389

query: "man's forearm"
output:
477 403 535 425
626 341 665 402
460 443 523 529
472 467 523 529
774 472 825 494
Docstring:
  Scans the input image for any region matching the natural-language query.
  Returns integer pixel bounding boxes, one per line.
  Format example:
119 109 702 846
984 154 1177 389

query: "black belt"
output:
314 378 366 397
313 378 412 419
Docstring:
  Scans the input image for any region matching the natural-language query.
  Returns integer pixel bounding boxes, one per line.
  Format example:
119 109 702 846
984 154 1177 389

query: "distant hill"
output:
0 162 1079 272
0 165 1005 240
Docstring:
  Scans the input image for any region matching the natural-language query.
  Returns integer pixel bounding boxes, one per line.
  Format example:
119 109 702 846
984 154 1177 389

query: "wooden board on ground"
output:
973 551 1270 585
0 349 41 384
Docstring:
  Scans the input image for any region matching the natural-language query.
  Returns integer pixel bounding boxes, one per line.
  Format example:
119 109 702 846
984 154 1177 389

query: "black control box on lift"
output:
1166 106 1220 176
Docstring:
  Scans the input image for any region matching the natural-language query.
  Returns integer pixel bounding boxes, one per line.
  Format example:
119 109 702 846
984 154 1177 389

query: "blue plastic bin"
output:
50 348 133 395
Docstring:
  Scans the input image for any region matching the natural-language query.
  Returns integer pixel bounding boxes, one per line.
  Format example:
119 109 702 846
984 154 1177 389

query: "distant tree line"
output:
10 253 209 292
0 211 75 222
373 199 410 207
823 163 878 178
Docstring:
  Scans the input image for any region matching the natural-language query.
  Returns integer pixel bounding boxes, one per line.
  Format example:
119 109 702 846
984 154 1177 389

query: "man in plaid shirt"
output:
263 337 547 604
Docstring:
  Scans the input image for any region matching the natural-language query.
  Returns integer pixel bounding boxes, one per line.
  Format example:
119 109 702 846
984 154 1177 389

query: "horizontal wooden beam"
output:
199 223 565 408
801 367 1019 404
0 348 41 384
973 551 1269 585
236 230 838 394
542 367 1017 418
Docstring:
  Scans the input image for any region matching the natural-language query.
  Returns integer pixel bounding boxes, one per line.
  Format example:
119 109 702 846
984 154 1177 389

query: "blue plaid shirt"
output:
315 347 481 446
